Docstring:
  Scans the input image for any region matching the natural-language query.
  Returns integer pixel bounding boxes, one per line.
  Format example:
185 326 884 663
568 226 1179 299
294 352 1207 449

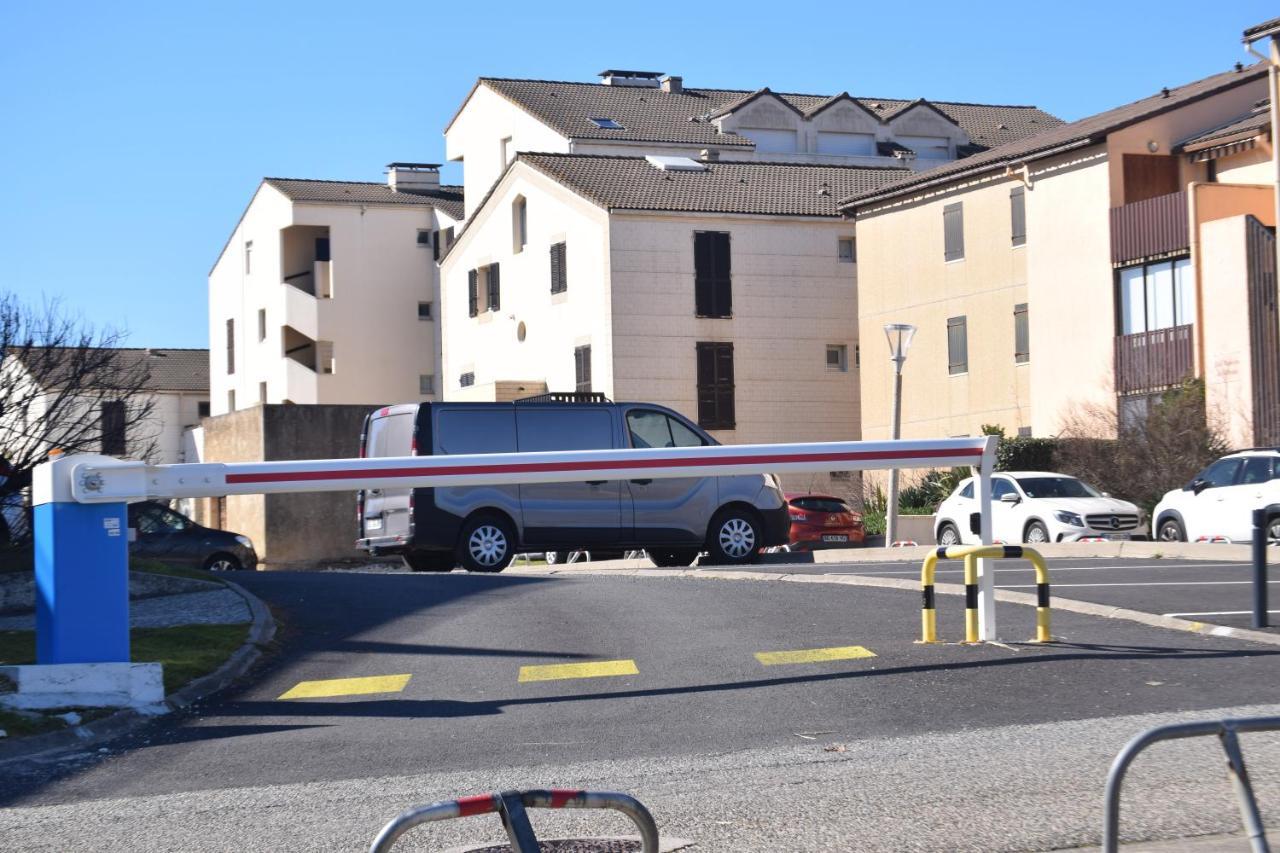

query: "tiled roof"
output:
1176 100 1271 152
14 348 209 393
264 178 465 221
472 78 1062 152
1243 17 1280 41
518 153 910 217
840 63 1269 210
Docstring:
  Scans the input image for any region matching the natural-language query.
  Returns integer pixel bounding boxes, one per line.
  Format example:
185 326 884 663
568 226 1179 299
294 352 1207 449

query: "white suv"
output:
935 471 1144 546
1151 450 1280 543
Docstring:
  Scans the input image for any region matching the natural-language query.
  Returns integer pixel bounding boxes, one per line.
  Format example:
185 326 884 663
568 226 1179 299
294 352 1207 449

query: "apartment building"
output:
208 164 463 414
840 63 1274 447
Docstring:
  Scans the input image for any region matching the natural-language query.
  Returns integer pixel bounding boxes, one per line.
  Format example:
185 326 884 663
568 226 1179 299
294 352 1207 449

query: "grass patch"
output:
128 558 224 585
0 623 249 694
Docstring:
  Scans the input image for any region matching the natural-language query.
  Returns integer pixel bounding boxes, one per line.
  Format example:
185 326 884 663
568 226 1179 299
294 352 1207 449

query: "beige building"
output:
208 164 463 415
841 63 1275 448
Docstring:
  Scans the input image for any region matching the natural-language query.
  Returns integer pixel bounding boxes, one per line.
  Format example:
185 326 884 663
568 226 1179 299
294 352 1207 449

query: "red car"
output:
786 493 865 550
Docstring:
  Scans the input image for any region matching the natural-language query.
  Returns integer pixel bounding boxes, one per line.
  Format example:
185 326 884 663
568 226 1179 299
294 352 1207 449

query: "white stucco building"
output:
208 164 463 414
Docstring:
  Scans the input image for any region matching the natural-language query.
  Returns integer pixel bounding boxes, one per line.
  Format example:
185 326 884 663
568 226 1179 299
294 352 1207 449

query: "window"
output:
317 341 334 374
486 263 501 311
1017 426 1032 437
1241 456 1273 485
226 318 235 374
419 374 434 395
197 401 210 419
244 240 253 274
1010 186 1026 247
257 309 266 342
627 410 707 449
854 344 860 368
817 131 875 156
100 401 126 455
512 196 527 253
826 344 848 372
459 372 475 388
947 315 968 375
741 127 798 153
550 241 567 294
574 345 591 393
315 237 330 262
991 478 1017 500
417 230 433 249
943 202 964 261
418 301 433 320
696 341 735 429
590 117 624 129
442 226 455 249
468 269 479 317
259 381 267 404
838 238 855 263
899 135 950 161
959 481 974 499
1118 258 1194 335
1014 303 1029 364
1200 458 1243 488
500 136 513 166
694 231 732 317
227 390 236 412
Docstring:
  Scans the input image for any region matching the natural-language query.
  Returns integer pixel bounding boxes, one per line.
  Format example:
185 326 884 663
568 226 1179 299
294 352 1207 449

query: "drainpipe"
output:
1245 32 1280 286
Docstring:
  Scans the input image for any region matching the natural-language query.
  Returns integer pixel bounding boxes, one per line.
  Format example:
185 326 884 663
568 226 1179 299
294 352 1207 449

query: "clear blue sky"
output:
2 1 1275 349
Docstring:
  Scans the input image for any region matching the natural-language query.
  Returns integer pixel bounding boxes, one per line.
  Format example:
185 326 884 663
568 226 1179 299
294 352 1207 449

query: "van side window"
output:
516 408 613 452
627 410 707 448
436 410 517 455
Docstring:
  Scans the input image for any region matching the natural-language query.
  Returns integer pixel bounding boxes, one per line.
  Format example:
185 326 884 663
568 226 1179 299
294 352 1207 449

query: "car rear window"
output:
367 413 415 458
791 497 850 513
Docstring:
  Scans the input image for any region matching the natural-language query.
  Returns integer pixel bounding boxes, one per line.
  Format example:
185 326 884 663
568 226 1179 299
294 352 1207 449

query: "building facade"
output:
208 164 463 415
842 64 1275 448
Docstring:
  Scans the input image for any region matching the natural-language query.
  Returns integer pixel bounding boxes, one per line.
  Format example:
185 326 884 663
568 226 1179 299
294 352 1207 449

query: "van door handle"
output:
369 489 382 495
585 480 607 486
629 479 653 485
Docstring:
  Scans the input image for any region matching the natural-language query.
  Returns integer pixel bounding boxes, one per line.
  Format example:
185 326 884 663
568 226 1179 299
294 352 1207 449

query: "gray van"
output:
356 395 789 572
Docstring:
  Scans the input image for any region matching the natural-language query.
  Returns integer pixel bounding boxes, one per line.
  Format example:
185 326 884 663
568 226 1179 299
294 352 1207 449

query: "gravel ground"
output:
0 588 250 631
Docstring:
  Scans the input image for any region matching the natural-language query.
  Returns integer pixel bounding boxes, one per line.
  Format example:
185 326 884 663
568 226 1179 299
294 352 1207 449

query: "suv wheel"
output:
650 549 699 568
204 553 242 572
936 522 960 547
402 550 455 572
1157 517 1186 542
1024 521 1049 544
706 508 761 565
457 514 516 573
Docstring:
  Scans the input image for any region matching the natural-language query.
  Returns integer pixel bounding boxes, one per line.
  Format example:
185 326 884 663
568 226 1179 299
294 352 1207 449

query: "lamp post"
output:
884 323 917 544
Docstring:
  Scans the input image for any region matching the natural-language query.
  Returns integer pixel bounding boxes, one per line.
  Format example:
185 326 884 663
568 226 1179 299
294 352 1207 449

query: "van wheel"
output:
650 549 699 568
402 550 455 572
706 508 762 565
457 514 516 573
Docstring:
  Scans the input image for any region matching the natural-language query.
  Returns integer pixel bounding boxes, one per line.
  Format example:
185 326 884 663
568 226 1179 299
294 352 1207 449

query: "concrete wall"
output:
1200 215 1257 447
198 404 372 567
209 184 445 416
1217 141 1275 184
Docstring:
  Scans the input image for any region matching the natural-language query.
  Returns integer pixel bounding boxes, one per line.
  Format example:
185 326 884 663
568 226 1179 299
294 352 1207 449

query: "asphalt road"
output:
3 564 1279 850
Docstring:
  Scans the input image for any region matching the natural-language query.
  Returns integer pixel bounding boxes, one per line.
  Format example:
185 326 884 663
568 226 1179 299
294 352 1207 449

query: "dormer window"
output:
590 117 624 129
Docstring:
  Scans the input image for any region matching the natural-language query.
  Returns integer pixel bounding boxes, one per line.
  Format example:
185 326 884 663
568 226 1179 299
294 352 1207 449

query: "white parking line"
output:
1162 609 1280 617
826 563 1243 577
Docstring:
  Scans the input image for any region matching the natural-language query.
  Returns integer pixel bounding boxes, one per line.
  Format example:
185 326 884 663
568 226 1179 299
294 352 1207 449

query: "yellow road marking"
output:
755 646 877 666
278 674 412 700
518 659 639 683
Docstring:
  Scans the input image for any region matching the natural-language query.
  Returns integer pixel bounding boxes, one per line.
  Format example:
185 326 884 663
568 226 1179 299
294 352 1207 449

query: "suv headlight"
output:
1054 511 1085 527
234 534 254 550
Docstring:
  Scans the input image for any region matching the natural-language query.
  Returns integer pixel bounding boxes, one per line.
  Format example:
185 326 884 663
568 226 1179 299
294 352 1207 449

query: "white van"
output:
356 396 789 572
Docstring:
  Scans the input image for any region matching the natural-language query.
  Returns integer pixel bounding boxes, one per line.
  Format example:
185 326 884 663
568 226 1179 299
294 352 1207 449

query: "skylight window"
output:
645 155 708 172
590 117 624 129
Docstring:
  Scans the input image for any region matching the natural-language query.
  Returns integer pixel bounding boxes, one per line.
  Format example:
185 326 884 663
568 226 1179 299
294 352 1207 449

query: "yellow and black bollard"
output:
917 544 1053 644
919 549 940 643
962 554 980 643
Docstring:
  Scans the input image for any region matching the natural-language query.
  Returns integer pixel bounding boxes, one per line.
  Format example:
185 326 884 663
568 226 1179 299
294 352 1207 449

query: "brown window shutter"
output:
487 263 501 311
1010 187 1026 247
468 270 478 317
944 202 964 261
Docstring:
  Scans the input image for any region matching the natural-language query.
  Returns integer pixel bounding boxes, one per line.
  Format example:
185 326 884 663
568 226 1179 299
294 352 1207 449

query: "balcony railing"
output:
1114 324 1194 394
1110 190 1188 264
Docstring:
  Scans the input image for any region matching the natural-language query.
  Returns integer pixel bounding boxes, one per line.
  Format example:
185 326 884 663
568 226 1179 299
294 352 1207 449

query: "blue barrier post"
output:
32 454 130 664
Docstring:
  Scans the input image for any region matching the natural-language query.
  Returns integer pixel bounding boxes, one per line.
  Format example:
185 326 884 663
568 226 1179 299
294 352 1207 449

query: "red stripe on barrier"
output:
455 794 497 817
549 789 584 808
225 446 983 485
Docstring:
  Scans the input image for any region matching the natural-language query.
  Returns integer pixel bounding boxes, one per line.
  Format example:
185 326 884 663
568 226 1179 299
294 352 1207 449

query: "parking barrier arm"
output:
369 789 660 853
1102 716 1280 853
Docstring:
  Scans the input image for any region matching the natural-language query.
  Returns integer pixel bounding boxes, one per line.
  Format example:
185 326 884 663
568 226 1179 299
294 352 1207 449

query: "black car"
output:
127 502 258 572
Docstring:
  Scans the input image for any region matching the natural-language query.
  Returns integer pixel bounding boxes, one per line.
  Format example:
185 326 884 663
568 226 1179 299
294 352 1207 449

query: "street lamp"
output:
884 323 916 544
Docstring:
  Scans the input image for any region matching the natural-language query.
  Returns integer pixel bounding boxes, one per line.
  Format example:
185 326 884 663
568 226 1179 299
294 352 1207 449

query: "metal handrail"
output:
1103 715 1280 853
370 788 660 853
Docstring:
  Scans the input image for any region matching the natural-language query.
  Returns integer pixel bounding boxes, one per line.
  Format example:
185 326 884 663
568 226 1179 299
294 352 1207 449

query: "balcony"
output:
1110 191 1188 265
1114 324 1194 394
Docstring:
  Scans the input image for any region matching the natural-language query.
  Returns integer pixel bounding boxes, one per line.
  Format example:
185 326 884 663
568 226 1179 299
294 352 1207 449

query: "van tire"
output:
706 507 762 565
402 550 455 572
457 514 516 573
650 549 700 568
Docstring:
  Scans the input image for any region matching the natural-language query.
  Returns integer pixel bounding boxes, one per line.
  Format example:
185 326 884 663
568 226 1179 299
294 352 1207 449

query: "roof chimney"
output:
387 162 440 193
661 75 683 94
599 69 663 88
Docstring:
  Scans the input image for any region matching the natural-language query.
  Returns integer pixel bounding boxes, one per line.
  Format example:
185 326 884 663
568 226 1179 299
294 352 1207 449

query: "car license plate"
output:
1101 533 1128 541
822 534 848 543
366 518 383 531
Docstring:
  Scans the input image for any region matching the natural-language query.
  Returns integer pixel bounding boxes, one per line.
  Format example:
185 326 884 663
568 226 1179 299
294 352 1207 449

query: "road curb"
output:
513 565 1280 648
0 577 276 764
